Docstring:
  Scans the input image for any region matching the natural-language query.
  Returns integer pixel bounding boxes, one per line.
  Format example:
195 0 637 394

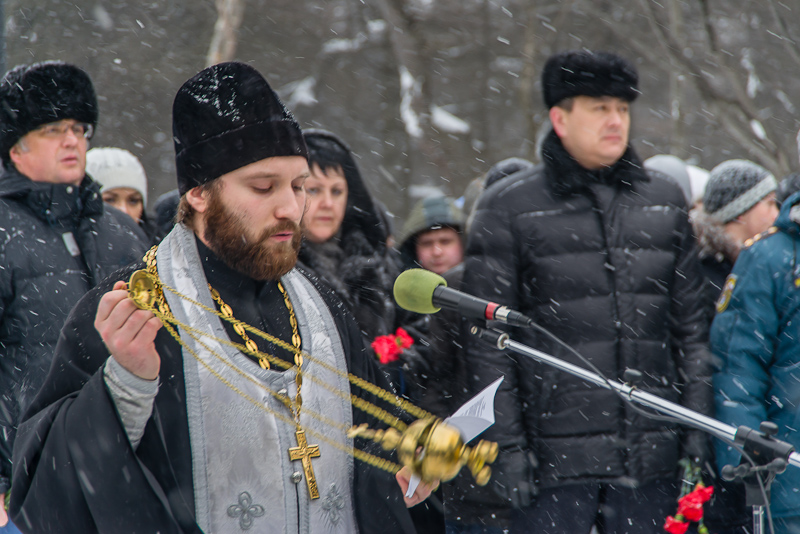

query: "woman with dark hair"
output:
299 129 400 339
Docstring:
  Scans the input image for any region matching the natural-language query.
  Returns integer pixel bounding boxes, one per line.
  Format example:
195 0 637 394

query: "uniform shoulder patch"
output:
716 274 737 313
743 226 779 249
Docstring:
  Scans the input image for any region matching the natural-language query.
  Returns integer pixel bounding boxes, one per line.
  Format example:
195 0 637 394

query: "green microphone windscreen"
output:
393 268 447 314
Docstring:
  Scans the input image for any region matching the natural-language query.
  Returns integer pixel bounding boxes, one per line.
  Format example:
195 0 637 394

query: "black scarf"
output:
540 129 648 197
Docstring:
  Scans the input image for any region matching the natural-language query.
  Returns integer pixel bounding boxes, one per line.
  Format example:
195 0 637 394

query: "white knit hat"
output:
86 147 148 205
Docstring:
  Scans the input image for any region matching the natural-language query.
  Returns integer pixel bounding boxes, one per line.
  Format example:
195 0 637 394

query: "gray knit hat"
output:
704 159 777 223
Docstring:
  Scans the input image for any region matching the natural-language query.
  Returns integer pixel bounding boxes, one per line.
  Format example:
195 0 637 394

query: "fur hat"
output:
541 50 639 109
86 147 148 205
172 62 308 195
704 159 777 223
0 61 98 164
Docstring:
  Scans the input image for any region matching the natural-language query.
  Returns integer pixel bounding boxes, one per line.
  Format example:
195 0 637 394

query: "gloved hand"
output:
682 429 712 472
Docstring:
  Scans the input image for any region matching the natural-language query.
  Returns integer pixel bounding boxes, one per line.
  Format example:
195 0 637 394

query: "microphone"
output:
393 268 533 327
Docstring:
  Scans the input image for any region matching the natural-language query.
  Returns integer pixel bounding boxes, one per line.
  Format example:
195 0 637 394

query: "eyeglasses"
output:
33 121 94 140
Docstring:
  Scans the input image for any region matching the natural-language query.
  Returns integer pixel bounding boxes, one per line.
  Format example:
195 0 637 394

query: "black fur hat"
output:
541 50 639 109
0 61 98 164
173 62 308 195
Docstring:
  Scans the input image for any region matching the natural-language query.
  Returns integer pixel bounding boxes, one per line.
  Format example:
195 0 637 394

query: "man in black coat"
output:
0 61 147 529
9 61 433 534
458 51 712 533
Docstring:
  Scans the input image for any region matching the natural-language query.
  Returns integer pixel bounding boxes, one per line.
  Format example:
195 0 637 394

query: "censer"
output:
128 267 498 488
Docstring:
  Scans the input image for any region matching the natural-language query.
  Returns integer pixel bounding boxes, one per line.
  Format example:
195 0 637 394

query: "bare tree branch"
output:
632 0 790 174
767 0 800 69
373 0 451 191
206 0 244 67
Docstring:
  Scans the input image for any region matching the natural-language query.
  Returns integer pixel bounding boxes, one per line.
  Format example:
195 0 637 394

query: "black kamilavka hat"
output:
173 62 308 195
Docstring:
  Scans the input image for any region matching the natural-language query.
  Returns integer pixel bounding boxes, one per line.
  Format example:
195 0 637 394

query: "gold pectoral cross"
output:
288 429 321 499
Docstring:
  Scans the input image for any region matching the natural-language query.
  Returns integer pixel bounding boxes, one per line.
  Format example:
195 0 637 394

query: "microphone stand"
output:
471 326 799 534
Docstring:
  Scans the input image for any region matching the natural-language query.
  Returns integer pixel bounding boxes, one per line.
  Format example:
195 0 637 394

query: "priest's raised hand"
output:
95 280 162 380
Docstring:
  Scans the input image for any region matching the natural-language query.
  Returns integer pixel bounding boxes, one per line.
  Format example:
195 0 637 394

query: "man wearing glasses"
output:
0 61 147 530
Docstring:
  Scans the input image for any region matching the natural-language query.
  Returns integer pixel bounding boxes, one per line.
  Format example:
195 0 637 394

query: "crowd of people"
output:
0 49 798 534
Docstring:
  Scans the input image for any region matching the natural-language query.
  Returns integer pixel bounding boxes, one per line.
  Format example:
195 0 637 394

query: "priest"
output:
9 62 431 533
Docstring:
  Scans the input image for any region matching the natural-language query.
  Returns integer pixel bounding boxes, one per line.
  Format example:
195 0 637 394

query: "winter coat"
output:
461 130 712 508
296 148 433 407
711 190 800 519
688 210 750 533
0 167 147 494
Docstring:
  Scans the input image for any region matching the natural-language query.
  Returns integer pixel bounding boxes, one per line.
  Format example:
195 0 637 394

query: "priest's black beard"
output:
203 189 302 281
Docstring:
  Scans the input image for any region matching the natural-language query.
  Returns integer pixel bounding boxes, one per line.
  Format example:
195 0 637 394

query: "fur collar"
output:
541 129 648 196
691 207 740 264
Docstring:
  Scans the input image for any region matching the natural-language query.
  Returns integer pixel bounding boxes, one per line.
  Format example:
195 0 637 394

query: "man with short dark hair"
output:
9 62 431 534
0 61 147 530
459 50 712 533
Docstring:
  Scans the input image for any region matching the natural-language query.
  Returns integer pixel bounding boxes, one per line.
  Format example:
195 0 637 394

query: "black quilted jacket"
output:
0 167 147 493
461 131 712 505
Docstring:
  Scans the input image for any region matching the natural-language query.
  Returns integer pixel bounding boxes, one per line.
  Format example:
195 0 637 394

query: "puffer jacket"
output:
0 167 147 494
711 190 800 519
461 130 712 507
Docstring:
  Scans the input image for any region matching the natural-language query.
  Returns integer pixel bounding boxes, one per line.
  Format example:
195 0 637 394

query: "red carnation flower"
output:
395 328 414 349
372 335 401 364
678 498 704 522
664 516 689 534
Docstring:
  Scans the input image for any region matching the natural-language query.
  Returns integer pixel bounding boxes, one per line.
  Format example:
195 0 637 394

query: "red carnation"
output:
678 498 703 522
372 335 401 364
664 516 689 534
395 328 414 349
694 485 714 503
677 484 714 521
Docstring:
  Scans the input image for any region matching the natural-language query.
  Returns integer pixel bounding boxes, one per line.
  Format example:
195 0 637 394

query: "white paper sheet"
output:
405 377 504 498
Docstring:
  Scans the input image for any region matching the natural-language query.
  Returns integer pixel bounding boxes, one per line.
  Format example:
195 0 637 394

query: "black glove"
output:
681 429 712 471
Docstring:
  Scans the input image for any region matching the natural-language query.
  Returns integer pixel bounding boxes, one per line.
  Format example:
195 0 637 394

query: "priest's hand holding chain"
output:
95 280 163 380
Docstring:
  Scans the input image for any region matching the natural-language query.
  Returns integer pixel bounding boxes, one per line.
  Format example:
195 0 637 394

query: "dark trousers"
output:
510 479 678 534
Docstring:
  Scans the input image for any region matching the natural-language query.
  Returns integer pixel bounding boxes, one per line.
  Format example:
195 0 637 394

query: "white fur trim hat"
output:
86 147 148 205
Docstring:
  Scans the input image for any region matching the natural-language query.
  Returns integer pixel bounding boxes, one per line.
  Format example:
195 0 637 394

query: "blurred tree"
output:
206 0 245 66
3 0 799 219
373 0 450 192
